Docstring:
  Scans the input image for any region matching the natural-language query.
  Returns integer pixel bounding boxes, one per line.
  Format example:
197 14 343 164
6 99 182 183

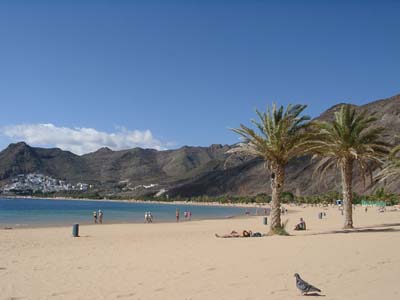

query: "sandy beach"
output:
1 205 400 300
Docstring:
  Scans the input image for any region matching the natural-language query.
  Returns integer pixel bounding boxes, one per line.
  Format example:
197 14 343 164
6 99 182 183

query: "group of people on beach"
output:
143 209 193 223
144 212 153 223
90 207 309 229
90 209 195 224
215 230 263 238
216 215 308 238
93 210 103 224
175 208 192 222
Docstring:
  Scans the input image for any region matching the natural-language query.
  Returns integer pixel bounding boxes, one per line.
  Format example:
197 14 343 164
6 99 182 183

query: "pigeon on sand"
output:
294 273 322 295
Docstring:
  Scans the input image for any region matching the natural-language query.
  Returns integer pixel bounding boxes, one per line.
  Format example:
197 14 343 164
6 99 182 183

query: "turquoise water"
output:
0 198 253 227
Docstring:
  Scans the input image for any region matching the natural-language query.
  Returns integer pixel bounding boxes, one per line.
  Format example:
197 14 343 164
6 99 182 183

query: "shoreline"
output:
1 194 266 208
2 214 258 230
1 196 264 230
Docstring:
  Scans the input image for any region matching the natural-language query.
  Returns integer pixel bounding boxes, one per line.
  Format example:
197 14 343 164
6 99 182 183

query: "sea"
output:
0 197 253 228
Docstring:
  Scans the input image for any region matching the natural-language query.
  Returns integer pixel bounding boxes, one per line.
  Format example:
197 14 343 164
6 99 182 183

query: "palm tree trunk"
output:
341 159 354 229
270 164 285 233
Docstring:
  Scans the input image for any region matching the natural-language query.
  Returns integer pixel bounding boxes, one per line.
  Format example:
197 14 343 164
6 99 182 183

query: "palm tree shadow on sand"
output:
305 225 400 236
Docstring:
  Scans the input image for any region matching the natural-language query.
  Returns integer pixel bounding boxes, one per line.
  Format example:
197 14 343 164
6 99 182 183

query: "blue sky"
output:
0 0 399 154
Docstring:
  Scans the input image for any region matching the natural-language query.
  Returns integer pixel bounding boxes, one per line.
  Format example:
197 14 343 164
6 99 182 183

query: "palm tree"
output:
230 104 315 234
312 105 389 229
376 143 400 183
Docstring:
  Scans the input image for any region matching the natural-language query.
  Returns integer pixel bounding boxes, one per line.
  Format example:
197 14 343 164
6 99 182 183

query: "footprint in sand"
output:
50 291 70 297
116 292 136 298
181 271 190 275
269 289 288 295
229 282 240 286
348 268 358 273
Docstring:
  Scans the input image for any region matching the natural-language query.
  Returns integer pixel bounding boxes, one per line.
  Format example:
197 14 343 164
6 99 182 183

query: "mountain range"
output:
1 93 399 198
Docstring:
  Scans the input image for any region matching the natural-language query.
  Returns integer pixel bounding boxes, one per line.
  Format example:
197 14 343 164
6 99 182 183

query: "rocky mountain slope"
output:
1 94 399 197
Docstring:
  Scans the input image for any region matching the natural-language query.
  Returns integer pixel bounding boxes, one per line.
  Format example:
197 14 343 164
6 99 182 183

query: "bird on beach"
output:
294 273 322 295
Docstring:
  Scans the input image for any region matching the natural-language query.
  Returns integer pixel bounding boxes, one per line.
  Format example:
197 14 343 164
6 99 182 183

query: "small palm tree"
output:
230 104 315 234
377 144 400 183
312 105 389 229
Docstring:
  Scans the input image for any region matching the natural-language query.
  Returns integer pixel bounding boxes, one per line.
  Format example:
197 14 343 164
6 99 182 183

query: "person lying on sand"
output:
215 230 264 238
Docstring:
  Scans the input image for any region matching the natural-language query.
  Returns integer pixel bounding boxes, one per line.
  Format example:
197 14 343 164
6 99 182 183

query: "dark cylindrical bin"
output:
263 217 268 225
72 224 79 237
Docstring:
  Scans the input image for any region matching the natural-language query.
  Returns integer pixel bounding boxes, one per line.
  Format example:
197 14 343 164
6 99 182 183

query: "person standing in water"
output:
98 210 103 224
176 208 180 222
93 211 98 224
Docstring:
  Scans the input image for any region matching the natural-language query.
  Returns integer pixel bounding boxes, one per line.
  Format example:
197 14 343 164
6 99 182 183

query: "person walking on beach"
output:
176 208 180 222
98 210 103 224
93 211 98 224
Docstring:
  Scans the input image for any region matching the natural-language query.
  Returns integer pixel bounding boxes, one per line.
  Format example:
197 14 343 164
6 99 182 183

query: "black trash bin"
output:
72 224 79 237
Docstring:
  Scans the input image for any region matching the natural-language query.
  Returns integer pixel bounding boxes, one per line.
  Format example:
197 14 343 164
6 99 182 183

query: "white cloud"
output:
0 123 168 155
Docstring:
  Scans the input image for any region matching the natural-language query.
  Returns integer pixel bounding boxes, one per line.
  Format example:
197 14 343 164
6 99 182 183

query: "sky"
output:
0 0 399 154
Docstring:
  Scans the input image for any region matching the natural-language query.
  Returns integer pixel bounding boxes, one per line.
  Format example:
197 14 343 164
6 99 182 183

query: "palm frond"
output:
312 104 390 186
230 103 314 169
376 142 400 182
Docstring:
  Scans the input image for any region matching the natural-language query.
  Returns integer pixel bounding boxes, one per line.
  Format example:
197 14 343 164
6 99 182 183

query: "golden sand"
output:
1 205 400 299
